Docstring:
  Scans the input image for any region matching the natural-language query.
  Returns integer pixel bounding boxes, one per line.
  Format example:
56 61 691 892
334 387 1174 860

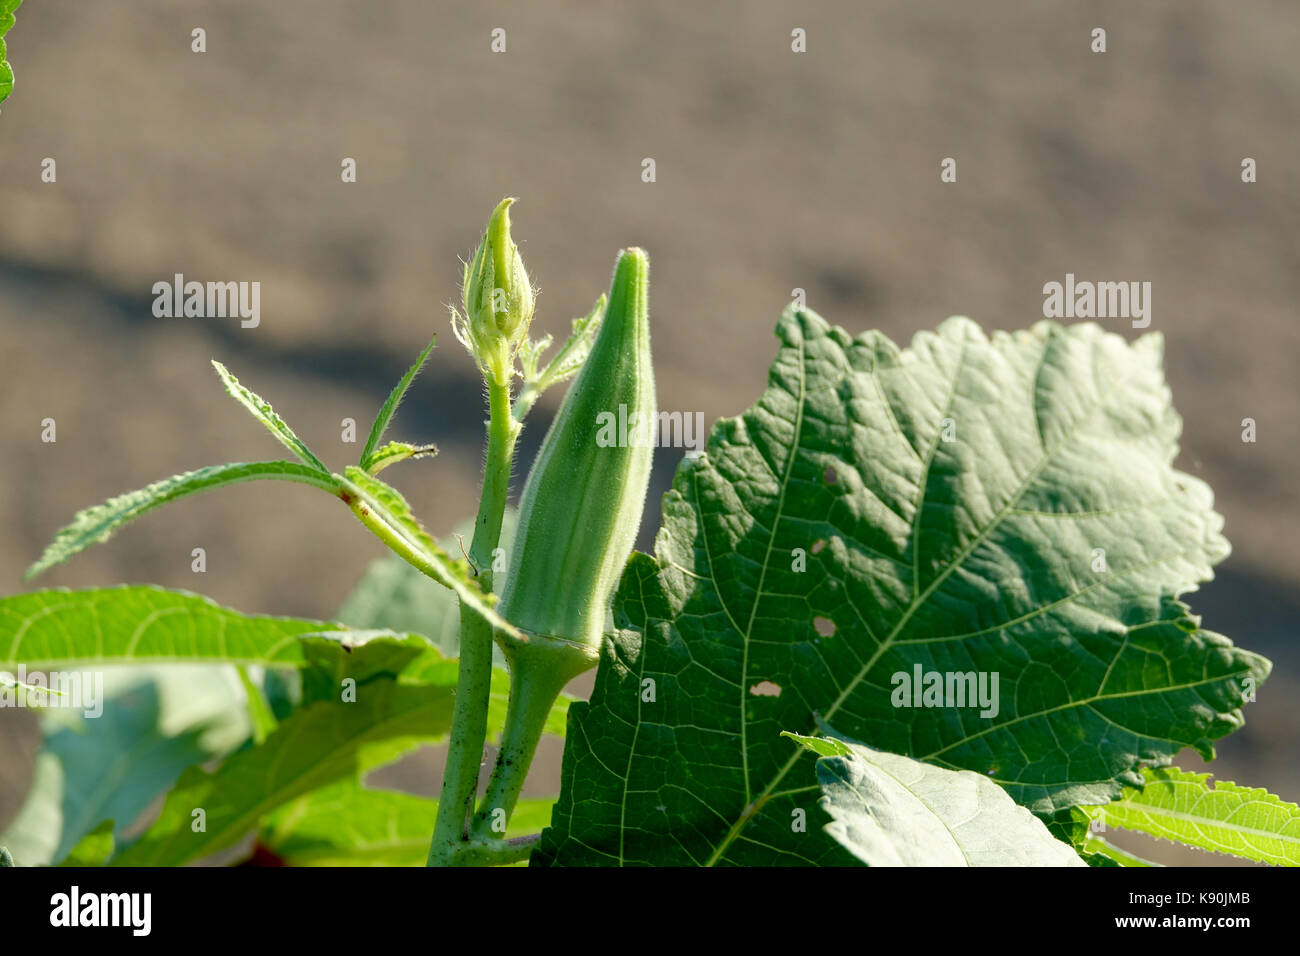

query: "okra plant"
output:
2 197 1297 868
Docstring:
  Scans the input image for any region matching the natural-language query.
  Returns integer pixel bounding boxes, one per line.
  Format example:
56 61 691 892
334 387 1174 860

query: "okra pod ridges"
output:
499 247 655 659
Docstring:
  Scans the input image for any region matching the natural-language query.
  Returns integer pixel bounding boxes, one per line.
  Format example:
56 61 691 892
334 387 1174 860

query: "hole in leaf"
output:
749 681 782 697
813 616 836 637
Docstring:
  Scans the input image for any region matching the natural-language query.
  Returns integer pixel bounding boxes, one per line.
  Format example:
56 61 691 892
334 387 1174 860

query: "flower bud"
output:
455 197 536 384
500 248 655 658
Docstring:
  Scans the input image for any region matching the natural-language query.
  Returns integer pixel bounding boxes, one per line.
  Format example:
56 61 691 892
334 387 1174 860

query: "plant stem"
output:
428 379 519 866
470 638 592 841
450 834 541 867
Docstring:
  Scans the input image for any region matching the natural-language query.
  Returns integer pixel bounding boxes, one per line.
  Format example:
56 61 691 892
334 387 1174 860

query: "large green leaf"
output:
112 678 455 866
1086 767 1300 866
0 666 251 866
786 733 1084 866
0 586 346 669
537 309 1269 866
0 0 19 109
260 781 554 866
25 461 340 580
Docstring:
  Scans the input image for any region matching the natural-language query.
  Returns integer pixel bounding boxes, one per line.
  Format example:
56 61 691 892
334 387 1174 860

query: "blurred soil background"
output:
0 0 1296 865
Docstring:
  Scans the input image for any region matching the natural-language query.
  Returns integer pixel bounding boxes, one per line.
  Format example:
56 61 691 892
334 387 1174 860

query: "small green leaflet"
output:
538 309 1269 866
25 461 339 580
0 0 20 109
210 360 329 472
364 441 438 476
1086 767 1300 866
359 332 437 469
785 733 1085 866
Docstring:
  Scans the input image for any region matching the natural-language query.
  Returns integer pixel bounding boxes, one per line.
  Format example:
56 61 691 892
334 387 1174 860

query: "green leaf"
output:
363 441 438 476
210 360 328 471
296 631 435 706
1079 836 1159 867
1086 767 1300 866
235 665 278 744
1043 805 1159 866
0 0 20 109
25 460 339 579
538 310 1269 866
359 333 437 469
112 678 455 866
0 666 251 866
0 586 347 669
335 467 522 640
59 821 116 867
260 780 553 866
785 733 1085 866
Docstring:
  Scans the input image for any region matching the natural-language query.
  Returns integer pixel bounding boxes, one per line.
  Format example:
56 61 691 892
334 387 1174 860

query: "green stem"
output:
471 637 595 841
450 834 541 867
469 380 520 582
428 379 519 866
